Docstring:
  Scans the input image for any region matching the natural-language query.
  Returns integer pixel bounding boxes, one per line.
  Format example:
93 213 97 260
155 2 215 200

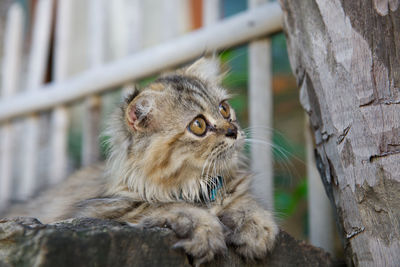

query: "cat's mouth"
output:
200 140 241 176
234 130 246 148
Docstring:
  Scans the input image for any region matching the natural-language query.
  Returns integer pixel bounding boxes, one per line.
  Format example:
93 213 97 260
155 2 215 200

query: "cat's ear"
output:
125 94 154 132
123 85 140 104
185 57 226 85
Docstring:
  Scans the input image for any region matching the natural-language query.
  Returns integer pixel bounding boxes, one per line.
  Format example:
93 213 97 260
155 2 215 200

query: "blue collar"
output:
207 175 224 202
179 176 224 203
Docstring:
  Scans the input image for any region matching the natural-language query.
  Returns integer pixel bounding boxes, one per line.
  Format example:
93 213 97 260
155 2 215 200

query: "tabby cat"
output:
8 58 278 265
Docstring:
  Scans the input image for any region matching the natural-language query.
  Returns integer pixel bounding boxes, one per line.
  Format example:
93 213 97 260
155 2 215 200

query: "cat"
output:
5 58 278 266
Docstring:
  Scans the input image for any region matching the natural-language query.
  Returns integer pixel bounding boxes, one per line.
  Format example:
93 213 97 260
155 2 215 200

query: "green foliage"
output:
220 47 248 127
275 178 307 216
271 33 292 74
138 76 157 88
68 127 82 169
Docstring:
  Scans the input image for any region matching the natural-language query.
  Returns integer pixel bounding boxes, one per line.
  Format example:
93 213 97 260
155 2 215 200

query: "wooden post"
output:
305 116 334 254
50 0 71 185
248 0 274 210
0 3 23 210
81 0 104 166
19 0 54 200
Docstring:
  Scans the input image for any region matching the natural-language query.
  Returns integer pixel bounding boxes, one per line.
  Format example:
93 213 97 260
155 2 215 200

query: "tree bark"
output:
280 0 400 266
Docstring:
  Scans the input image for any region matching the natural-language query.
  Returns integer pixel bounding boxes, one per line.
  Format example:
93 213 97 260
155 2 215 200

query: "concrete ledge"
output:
0 217 341 267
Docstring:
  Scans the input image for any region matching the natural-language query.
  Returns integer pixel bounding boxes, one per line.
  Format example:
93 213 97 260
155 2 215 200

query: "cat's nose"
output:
225 124 237 139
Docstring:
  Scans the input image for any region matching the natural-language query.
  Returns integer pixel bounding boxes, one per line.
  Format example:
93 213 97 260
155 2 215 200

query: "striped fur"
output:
94 58 278 264
5 58 278 265
104 60 242 204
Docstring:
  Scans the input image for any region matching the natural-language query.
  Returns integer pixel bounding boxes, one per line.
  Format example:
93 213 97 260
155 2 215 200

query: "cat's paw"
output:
139 209 227 266
171 218 227 266
223 209 278 260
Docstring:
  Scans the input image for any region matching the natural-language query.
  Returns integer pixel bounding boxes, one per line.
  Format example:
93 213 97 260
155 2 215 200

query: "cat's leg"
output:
215 194 278 260
60 196 141 220
135 203 227 266
67 198 226 265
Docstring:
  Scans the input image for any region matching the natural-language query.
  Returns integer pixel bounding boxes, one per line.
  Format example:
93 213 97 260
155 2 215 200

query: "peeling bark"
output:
280 0 400 266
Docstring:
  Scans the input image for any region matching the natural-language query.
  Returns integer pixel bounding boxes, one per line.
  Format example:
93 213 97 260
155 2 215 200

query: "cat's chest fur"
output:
4 58 278 266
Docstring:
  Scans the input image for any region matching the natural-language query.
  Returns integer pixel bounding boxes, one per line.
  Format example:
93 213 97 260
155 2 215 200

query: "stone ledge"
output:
0 217 341 267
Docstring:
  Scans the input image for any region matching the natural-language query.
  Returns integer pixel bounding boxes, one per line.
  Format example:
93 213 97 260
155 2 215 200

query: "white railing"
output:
0 3 282 121
0 2 24 207
0 0 333 254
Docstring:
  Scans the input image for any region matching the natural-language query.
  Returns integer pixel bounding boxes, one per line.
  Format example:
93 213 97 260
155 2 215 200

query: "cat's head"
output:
107 58 245 203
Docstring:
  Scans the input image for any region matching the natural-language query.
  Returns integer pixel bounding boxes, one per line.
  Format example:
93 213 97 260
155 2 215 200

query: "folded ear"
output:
185 57 225 85
123 85 140 104
125 93 154 131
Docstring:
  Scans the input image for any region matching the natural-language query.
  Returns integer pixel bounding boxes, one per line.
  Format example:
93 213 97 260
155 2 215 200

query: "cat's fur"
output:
6 58 278 265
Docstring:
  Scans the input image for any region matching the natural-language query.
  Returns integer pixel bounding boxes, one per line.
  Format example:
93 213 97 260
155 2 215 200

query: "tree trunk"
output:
279 0 400 266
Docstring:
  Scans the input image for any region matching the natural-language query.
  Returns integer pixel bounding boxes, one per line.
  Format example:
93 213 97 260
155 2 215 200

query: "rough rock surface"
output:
0 217 339 267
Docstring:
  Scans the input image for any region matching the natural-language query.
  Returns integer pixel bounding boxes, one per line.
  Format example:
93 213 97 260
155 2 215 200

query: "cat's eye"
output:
219 101 230 119
188 117 207 136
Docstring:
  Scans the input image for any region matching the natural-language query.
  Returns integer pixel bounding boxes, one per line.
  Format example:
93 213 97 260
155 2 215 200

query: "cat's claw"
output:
172 240 186 250
138 209 226 265
172 234 227 266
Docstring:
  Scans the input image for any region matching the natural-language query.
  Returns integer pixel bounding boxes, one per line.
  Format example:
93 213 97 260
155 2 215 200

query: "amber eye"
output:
219 101 230 119
188 117 207 136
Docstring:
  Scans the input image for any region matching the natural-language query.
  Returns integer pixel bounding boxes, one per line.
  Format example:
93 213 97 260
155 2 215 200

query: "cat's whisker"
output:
243 129 304 164
205 159 216 185
201 149 218 181
244 138 292 162
218 157 228 199
205 148 226 203
207 158 217 188
200 179 209 204
243 126 287 138
242 138 302 183
245 144 294 174
238 153 250 163
201 149 220 205
219 48 247 68
220 150 231 199
245 138 304 177
212 153 218 177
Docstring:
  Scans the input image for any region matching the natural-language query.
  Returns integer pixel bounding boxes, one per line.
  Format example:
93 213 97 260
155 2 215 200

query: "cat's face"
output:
109 58 244 202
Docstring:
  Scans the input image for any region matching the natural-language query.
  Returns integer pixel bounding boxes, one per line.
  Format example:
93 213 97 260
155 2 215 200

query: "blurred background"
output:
0 0 342 258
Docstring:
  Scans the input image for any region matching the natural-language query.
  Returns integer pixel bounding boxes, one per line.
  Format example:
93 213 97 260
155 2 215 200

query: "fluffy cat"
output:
6 58 278 265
